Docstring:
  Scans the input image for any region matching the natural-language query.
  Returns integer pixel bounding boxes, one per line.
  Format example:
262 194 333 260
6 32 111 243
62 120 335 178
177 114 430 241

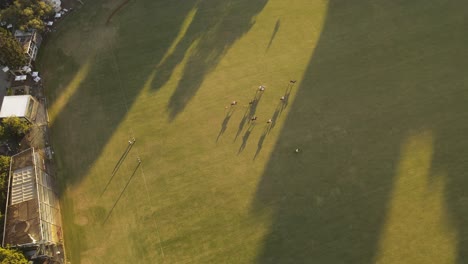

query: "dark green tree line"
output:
0 27 27 67
0 0 53 31
0 247 28 264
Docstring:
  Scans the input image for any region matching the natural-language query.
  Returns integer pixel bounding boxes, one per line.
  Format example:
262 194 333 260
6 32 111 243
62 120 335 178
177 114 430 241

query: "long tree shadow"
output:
147 0 269 120
38 0 269 262
41 0 268 193
252 0 468 263
41 1 194 193
427 11 468 260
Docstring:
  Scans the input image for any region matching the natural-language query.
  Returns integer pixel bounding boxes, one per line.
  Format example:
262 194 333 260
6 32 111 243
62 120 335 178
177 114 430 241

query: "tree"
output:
0 0 53 31
1 117 31 141
0 155 10 207
0 28 27 68
0 155 10 239
0 0 14 9
0 247 28 264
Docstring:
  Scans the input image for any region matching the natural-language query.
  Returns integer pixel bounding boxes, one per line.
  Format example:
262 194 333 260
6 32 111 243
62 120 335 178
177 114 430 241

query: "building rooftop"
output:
14 30 42 47
14 30 42 63
0 95 37 122
2 148 62 248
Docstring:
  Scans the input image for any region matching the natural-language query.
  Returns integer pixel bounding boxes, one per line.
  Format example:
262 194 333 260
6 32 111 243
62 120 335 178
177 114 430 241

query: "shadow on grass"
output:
100 140 134 197
238 123 256 154
103 160 141 224
253 0 468 263
266 19 280 51
39 2 269 260
279 82 294 114
148 0 268 120
235 91 264 141
216 107 235 142
41 1 188 195
41 0 268 194
254 124 269 160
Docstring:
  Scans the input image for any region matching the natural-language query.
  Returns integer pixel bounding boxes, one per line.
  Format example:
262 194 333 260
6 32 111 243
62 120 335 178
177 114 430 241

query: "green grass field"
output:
37 0 468 263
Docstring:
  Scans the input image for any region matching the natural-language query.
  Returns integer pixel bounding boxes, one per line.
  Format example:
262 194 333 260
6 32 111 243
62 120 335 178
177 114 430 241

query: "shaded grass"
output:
38 0 468 263
254 1 468 263
38 0 321 263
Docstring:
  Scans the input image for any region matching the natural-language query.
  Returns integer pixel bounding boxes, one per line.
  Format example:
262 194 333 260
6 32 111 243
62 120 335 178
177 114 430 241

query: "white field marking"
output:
139 162 165 258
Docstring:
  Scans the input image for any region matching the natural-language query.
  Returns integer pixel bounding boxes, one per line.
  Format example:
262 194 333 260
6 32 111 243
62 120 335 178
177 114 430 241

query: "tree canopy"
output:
0 0 14 9
0 27 27 68
0 155 10 206
0 155 10 238
0 0 53 31
0 247 28 264
1 116 31 141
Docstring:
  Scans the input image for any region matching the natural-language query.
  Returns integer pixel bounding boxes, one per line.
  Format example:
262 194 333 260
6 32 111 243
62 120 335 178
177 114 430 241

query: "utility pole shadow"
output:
103 159 141 224
101 139 135 197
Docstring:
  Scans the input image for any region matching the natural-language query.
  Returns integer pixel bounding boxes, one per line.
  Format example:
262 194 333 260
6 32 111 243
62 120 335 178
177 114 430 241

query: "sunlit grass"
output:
41 0 328 263
48 60 91 124
157 7 198 67
39 0 467 263
376 130 456 264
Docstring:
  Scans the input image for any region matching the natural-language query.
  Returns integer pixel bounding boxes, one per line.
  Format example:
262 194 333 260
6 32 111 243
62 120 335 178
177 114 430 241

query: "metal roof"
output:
2 149 63 248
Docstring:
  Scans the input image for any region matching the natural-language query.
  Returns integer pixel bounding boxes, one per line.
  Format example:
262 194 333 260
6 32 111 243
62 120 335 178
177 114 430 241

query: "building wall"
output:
33 151 62 244
24 96 39 123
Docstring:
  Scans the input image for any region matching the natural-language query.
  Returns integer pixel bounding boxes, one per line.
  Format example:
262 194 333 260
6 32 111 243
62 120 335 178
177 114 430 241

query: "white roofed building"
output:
0 95 39 123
